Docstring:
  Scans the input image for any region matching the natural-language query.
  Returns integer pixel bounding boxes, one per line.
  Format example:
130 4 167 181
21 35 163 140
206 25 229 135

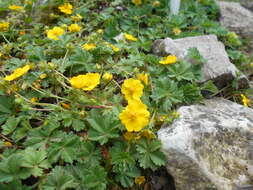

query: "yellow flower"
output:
124 33 137 41
104 42 120 52
97 29 104 34
9 5 23 11
123 132 141 141
141 129 155 139
132 0 142 6
135 176 145 185
159 55 177 65
82 43 96 51
39 73 47 79
241 94 250 107
30 97 38 103
152 1 160 7
68 24 81 32
0 53 2 57
121 78 144 101
70 73 100 91
48 62 55 68
4 65 31 81
58 3 73 15
47 27 64 40
4 141 12 147
137 73 148 85
173 27 181 35
102 72 113 81
119 100 150 132
71 14 83 22
0 22 10 32
109 44 120 52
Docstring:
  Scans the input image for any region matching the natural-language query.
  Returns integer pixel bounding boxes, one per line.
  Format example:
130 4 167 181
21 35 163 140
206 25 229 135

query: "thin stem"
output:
0 133 13 142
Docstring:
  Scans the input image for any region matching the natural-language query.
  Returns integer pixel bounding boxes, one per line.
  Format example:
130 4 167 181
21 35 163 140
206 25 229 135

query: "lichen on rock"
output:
158 98 253 190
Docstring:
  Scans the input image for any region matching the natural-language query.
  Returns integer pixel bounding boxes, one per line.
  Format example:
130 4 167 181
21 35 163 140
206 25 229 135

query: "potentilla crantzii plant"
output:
0 0 251 189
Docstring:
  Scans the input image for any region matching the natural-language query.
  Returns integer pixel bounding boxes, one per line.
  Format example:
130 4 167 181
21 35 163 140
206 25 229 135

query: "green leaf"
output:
77 141 102 165
167 61 195 81
87 109 120 145
182 83 202 103
186 47 207 65
152 78 183 111
21 147 50 177
66 164 108 190
201 80 218 94
82 165 107 190
0 154 30 182
61 48 93 73
2 116 21 135
12 117 32 141
47 134 80 164
110 142 135 168
24 120 62 149
136 139 166 170
0 96 14 114
114 165 140 188
43 166 77 190
72 119 86 132
110 142 139 187
26 45 45 61
0 180 32 190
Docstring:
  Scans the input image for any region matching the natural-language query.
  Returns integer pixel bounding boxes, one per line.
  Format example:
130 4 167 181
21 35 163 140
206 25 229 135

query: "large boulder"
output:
152 35 248 89
158 98 253 190
241 0 253 12
217 1 253 39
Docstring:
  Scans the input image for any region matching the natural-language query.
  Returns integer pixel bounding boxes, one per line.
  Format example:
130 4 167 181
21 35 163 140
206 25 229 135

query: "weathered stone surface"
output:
152 35 249 88
218 1 253 39
241 0 253 12
158 98 253 190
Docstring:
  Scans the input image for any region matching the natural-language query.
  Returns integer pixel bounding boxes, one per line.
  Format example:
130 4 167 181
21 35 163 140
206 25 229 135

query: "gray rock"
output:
217 1 253 39
158 98 253 190
152 35 249 88
241 0 253 12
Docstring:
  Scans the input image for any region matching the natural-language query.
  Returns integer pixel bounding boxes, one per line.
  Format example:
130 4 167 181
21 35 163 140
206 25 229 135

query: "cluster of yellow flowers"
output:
46 3 82 40
119 78 150 132
0 22 10 32
4 65 31 81
159 55 177 65
69 73 100 91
